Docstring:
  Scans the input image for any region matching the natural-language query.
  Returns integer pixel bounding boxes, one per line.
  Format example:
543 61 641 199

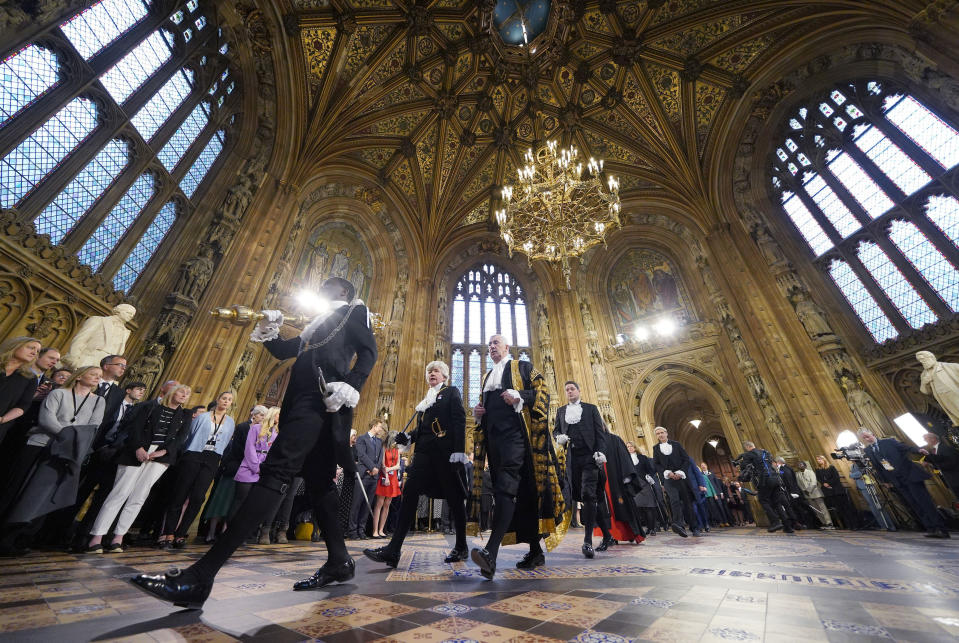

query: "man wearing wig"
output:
132 277 377 607
364 360 469 567
469 335 568 579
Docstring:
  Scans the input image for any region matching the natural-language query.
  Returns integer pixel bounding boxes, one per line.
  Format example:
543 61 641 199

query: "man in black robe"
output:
554 381 613 558
132 277 377 607
364 360 468 567
652 426 696 537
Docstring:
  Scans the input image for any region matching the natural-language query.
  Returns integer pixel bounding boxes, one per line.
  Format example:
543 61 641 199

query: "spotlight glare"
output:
689 419 701 428
708 439 719 448
297 289 331 314
893 413 928 447
634 326 649 341
835 429 858 449
654 317 676 336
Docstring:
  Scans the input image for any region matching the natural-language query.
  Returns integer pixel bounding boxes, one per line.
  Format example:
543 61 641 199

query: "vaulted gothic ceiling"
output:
287 0 915 251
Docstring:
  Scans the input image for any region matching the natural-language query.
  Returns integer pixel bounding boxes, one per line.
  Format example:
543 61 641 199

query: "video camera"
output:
731 455 756 483
831 445 866 464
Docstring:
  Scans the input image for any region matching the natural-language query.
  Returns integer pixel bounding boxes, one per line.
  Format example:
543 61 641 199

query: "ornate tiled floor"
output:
0 528 957 642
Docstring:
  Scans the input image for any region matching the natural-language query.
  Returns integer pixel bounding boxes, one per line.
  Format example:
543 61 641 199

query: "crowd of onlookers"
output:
1 334 954 555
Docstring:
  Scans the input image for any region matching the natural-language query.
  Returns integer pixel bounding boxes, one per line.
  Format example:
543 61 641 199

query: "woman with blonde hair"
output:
0 336 41 445
815 454 857 530
231 406 280 543
87 384 193 552
159 391 237 549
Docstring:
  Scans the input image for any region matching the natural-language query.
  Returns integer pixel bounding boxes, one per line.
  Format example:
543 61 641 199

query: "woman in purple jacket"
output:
230 407 279 543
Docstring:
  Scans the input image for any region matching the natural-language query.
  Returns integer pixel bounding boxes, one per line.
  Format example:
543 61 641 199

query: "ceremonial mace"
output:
209 305 312 326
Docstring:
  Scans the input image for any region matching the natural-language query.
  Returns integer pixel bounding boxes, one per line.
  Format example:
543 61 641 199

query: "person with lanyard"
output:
0 366 106 553
86 385 193 553
364 360 468 568
468 335 567 580
858 428 949 538
554 381 614 558
158 391 236 549
132 277 377 607
0 337 41 446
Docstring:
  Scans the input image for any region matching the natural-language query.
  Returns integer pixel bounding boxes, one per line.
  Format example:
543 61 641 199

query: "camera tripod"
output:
856 458 917 530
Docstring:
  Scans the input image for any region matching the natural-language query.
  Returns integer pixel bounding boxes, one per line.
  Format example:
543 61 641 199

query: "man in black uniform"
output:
364 360 468 567
652 426 695 537
131 277 377 607
737 441 793 533
554 381 613 558
469 335 566 579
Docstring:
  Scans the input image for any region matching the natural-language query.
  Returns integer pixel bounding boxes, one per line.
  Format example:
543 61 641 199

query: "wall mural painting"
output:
608 249 688 333
294 222 373 301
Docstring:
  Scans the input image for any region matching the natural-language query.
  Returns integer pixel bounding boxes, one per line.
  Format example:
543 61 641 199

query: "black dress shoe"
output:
363 546 399 568
470 547 496 579
671 523 688 538
767 522 784 533
924 529 950 539
444 548 468 563
691 529 702 537
130 568 212 609
293 558 355 590
516 551 546 569
582 543 595 559
595 536 617 551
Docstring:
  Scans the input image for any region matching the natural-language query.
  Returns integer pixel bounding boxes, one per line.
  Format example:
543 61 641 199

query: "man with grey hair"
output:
365 360 468 567
858 428 948 538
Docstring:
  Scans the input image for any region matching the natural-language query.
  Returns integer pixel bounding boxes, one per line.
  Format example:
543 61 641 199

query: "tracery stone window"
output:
450 263 532 408
771 81 959 343
0 0 238 294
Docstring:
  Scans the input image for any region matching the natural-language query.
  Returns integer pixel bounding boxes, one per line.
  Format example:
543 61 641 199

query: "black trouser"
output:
273 477 303 528
188 401 350 581
0 444 43 520
571 452 610 544
663 478 696 528
824 491 858 529
162 450 221 538
758 482 791 526
893 478 944 531
388 451 467 553
348 473 377 536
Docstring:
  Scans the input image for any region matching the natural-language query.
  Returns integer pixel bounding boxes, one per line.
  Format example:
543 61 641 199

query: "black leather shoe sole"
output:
293 559 356 591
516 553 545 569
444 549 468 563
582 544 594 559
470 548 495 579
362 548 399 568
767 523 784 532
671 524 688 538
595 537 617 552
130 573 211 610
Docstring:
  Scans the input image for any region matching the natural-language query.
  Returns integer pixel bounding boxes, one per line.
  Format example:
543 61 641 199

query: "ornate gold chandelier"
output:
495 140 621 287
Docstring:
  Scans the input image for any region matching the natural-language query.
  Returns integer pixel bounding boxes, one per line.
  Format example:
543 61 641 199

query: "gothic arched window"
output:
450 263 532 408
0 0 239 294
771 81 959 343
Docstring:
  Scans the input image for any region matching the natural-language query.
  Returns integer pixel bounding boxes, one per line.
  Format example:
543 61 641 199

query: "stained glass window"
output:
828 260 897 342
157 102 208 170
34 139 129 243
179 130 223 197
77 173 155 269
772 81 959 343
113 200 176 291
0 97 98 208
99 29 173 104
61 0 150 60
131 69 194 141
925 195 959 247
857 242 935 329
451 349 464 393
1 45 59 127
888 220 959 312
450 263 532 411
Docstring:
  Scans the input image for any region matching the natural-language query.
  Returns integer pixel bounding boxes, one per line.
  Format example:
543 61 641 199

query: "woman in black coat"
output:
363 360 468 567
0 336 41 445
86 385 193 552
815 454 858 530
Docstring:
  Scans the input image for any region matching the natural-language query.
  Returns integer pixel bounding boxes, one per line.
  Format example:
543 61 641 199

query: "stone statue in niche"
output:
536 294 550 341
63 304 135 369
591 359 609 394
126 342 165 395
917 351 959 426
758 397 790 454
752 224 788 265
391 283 406 321
382 340 399 384
580 300 596 334
790 289 834 338
841 376 895 437
174 244 216 301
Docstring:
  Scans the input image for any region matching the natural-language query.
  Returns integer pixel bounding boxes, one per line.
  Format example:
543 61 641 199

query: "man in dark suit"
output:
348 420 385 539
738 442 794 533
94 355 128 446
859 428 949 538
775 456 809 529
133 277 377 607
554 381 613 558
364 360 468 567
652 426 696 537
921 433 959 500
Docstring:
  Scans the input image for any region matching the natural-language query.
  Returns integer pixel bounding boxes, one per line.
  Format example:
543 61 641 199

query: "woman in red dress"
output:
372 432 401 538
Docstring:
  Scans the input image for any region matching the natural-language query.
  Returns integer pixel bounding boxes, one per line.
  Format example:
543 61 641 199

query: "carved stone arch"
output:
256 359 292 408
632 361 744 462
0 271 33 339
21 301 78 347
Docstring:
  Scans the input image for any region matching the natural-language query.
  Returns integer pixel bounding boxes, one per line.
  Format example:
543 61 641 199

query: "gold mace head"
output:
209 305 310 326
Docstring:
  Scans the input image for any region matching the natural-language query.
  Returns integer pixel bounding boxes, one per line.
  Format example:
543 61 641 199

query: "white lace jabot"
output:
564 402 582 425
415 383 443 413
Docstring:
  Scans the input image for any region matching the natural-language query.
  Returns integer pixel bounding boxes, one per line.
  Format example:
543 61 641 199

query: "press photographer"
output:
735 441 793 533
857 428 949 539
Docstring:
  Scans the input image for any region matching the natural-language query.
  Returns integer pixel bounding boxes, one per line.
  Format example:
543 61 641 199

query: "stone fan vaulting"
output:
288 0 914 253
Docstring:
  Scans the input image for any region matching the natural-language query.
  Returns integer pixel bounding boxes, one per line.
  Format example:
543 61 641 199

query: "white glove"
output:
555 434 570 446
645 474 655 485
790 493 800 499
593 452 607 465
449 452 469 465
324 381 360 412
250 309 283 342
674 470 687 480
